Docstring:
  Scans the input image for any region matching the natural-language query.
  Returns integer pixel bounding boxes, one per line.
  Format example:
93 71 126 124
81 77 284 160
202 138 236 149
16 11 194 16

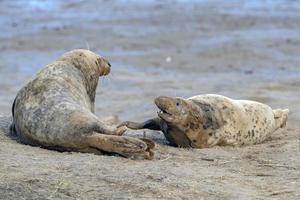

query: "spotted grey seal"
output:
119 94 288 148
11 49 154 159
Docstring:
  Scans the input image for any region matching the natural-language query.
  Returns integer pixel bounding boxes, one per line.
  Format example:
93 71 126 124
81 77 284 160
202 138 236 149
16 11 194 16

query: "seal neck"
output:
58 55 100 104
74 59 100 104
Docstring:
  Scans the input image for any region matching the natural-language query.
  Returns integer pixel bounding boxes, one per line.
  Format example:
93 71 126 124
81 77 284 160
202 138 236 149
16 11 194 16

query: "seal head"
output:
155 96 210 148
58 49 111 76
155 96 190 125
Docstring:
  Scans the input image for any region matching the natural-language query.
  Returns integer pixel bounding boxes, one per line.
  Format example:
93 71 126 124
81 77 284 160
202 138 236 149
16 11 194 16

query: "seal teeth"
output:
159 108 167 114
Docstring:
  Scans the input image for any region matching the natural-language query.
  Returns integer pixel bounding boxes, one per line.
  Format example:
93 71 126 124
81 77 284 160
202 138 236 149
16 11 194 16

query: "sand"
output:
0 0 299 199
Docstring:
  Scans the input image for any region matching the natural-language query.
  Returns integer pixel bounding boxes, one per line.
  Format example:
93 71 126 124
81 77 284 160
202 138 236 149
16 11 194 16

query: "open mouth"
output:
157 107 173 121
158 107 170 115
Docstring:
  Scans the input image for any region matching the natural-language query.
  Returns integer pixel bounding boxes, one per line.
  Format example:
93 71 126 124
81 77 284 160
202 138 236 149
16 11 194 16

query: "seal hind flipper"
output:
273 109 289 129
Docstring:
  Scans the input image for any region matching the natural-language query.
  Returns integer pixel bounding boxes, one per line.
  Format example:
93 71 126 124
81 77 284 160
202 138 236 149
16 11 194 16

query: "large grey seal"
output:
11 49 154 159
119 94 289 148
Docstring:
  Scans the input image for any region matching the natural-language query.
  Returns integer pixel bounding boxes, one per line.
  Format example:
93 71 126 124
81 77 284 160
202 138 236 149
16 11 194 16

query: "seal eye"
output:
176 102 180 106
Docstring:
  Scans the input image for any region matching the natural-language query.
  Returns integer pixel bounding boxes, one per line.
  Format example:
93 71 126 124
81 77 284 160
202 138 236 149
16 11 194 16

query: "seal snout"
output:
103 66 111 76
155 96 176 121
100 58 111 76
155 96 171 110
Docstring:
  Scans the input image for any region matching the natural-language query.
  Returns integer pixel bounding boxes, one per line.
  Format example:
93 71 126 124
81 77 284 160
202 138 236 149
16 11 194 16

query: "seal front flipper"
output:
118 117 162 131
94 121 127 136
86 132 155 160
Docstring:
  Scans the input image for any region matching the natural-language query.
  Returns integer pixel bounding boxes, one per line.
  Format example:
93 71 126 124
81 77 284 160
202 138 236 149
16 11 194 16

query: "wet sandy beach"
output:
0 0 300 199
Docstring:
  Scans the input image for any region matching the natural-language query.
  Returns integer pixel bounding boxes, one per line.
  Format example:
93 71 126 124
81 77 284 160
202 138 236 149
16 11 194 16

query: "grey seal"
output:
11 49 154 159
119 94 288 148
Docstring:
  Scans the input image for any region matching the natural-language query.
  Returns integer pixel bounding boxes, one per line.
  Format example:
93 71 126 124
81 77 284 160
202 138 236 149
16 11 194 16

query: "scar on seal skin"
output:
11 49 154 159
119 94 289 148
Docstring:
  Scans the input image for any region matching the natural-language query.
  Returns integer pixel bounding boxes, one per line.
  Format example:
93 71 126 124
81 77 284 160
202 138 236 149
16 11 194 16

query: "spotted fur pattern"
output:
187 94 289 147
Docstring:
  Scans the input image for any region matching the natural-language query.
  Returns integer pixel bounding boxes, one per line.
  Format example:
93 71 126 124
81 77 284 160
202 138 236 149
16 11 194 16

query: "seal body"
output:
186 94 288 147
120 94 288 148
11 49 154 159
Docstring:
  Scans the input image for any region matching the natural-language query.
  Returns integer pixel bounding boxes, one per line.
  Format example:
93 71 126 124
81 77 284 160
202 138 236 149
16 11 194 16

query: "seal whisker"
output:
85 40 90 50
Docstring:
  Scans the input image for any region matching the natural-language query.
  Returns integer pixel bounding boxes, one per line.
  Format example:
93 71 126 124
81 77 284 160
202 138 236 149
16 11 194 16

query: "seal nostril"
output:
108 62 111 67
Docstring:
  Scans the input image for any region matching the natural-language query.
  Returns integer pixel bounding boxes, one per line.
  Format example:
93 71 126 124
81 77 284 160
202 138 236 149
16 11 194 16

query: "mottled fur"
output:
11 49 154 159
119 94 289 148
